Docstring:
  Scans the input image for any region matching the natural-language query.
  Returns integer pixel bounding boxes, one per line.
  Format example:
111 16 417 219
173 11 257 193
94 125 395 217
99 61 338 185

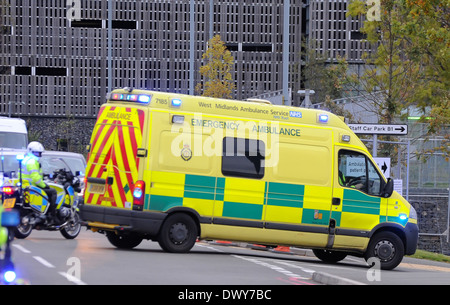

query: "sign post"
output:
348 123 410 199
348 124 408 136
373 157 391 178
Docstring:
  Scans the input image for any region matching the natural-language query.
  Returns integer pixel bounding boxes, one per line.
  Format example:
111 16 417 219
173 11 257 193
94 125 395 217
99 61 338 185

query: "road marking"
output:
275 261 315 274
196 243 225 253
33 256 55 268
12 244 31 254
232 255 315 285
58 272 87 285
400 263 450 272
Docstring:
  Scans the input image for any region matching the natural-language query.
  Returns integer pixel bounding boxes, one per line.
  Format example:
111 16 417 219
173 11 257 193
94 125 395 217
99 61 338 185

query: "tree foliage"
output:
196 35 235 99
347 0 449 159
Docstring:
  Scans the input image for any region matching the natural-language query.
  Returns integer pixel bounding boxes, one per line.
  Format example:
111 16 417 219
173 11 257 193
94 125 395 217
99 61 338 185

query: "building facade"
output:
0 0 302 126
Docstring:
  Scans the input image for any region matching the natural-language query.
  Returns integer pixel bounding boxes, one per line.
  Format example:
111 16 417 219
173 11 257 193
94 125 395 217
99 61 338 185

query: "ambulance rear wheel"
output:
364 231 404 270
106 231 143 249
158 213 198 253
313 249 347 263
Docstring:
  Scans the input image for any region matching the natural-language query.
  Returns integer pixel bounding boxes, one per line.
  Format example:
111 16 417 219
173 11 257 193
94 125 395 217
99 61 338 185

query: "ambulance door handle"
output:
107 177 114 185
332 197 341 206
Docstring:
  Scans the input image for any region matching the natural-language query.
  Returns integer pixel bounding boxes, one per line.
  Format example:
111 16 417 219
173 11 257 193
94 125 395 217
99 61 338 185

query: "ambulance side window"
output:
338 150 383 196
222 137 265 179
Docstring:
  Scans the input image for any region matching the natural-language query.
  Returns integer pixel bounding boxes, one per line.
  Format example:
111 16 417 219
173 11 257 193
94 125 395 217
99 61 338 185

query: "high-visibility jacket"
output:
19 154 46 188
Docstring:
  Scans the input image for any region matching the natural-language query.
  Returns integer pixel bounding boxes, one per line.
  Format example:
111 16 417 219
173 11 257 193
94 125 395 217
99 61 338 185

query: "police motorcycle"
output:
1 155 82 239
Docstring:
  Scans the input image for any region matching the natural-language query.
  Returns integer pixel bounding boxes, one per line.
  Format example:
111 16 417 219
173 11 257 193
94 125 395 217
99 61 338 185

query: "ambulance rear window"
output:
222 137 265 179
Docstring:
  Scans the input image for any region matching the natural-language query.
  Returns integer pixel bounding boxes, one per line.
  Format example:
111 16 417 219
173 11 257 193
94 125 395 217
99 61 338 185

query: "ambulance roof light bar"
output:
108 92 151 104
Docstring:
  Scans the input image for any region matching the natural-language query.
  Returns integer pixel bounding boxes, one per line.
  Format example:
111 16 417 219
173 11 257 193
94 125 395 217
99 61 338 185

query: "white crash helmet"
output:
27 141 45 158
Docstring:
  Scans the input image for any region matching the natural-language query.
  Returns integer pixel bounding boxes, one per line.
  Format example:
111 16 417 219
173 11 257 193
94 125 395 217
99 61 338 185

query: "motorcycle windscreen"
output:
85 106 145 209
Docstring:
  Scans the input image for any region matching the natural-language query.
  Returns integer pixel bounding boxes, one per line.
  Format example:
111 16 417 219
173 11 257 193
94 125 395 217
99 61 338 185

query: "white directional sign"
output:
348 124 408 135
393 179 403 196
373 157 391 178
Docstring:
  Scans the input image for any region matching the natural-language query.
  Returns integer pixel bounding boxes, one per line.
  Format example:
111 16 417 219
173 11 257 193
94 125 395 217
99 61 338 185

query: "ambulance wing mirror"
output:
382 178 394 198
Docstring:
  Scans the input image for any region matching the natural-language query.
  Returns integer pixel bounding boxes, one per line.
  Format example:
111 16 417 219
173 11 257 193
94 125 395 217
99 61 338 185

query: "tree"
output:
347 0 449 159
298 38 354 119
299 39 349 104
195 35 235 99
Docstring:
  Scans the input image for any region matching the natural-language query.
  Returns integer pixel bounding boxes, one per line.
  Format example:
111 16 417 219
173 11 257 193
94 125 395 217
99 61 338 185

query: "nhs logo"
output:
289 111 302 118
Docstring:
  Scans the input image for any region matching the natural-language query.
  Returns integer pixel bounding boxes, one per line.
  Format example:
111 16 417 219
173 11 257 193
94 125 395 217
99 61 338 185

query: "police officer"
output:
20 142 57 221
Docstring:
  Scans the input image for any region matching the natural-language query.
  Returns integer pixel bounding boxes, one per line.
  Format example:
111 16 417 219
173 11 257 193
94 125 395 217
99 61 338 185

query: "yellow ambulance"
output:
80 88 418 270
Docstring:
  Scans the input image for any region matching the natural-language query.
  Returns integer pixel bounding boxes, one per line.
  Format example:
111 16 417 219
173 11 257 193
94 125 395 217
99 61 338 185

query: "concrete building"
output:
0 0 302 131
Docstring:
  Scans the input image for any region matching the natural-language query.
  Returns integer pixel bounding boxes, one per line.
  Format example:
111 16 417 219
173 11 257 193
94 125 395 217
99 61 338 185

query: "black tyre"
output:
106 231 143 249
13 217 33 239
157 213 198 253
60 211 81 239
364 231 404 270
313 249 347 263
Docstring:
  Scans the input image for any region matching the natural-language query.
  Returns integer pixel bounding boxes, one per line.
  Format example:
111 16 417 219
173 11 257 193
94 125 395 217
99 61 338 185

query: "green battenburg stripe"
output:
266 181 304 208
144 194 150 210
331 211 341 227
222 201 263 220
215 177 225 201
342 189 381 215
343 189 380 204
266 193 303 208
267 182 304 196
148 195 183 211
184 174 218 201
184 185 215 200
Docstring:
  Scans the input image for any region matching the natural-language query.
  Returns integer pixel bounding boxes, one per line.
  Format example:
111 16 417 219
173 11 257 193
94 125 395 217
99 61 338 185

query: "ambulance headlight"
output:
409 206 417 220
342 135 351 142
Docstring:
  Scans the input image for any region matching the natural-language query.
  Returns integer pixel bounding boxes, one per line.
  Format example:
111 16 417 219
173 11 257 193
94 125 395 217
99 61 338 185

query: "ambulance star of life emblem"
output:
181 144 192 161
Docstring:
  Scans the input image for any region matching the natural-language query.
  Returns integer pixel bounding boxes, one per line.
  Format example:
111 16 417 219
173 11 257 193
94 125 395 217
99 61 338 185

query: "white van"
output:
0 117 28 149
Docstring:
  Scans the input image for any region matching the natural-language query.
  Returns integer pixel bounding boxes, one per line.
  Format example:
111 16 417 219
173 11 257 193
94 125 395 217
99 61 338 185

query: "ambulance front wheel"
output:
364 231 404 270
157 213 198 253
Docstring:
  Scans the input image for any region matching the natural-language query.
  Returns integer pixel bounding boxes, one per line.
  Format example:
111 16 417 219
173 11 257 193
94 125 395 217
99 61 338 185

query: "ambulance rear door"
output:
85 105 146 209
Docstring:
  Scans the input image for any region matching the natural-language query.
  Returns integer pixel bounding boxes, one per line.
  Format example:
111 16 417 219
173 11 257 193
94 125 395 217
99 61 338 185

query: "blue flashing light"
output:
171 98 182 107
138 95 151 103
318 114 329 123
3 270 16 283
399 214 408 221
133 188 143 199
1 210 20 227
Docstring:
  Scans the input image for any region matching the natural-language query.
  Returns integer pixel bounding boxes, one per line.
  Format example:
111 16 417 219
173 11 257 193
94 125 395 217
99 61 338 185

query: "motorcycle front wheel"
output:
60 211 81 239
14 220 33 239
